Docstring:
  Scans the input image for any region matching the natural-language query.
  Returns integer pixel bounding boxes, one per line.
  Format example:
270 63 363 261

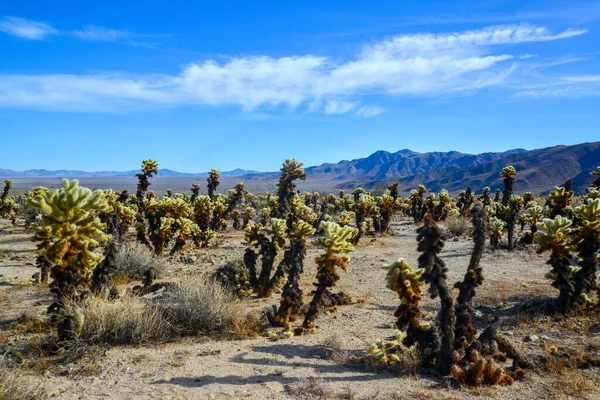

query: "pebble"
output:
524 334 539 342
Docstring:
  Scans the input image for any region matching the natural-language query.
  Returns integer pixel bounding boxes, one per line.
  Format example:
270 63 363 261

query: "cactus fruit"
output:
28 179 109 300
300 222 357 333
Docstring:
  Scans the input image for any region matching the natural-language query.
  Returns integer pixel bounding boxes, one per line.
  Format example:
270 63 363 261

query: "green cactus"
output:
28 179 109 301
300 221 357 334
571 198 600 305
547 186 573 218
488 217 506 250
535 216 575 311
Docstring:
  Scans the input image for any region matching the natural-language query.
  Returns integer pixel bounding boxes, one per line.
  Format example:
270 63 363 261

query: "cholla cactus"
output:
190 183 201 204
451 351 514 386
136 159 158 207
338 210 354 227
300 221 357 333
571 198 600 305
89 241 119 299
224 182 246 220
269 221 317 331
207 169 220 199
366 331 409 368
276 159 307 218
100 189 137 241
453 205 486 351
480 187 491 207
547 186 573 218
501 166 517 206
434 190 451 221
409 185 427 223
535 216 575 311
522 203 543 238
242 206 255 228
591 166 600 188
244 219 288 297
384 258 438 363
0 179 20 225
28 179 109 301
488 217 506 250
417 214 454 372
456 187 475 216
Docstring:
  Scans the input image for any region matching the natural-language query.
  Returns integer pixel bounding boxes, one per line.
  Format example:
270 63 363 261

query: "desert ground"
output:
1 217 599 400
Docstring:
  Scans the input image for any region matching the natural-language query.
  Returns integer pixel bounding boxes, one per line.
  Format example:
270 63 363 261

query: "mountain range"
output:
2 141 599 194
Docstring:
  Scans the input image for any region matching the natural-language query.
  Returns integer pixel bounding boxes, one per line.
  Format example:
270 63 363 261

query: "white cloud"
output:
0 16 58 40
324 101 357 115
0 24 588 112
72 25 130 42
356 105 384 118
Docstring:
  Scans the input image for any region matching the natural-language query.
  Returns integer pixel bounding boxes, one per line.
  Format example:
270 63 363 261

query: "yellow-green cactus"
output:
366 331 409 368
28 179 109 297
501 166 517 206
488 217 506 250
547 186 574 218
535 216 576 311
207 169 220 199
276 158 307 218
301 222 357 333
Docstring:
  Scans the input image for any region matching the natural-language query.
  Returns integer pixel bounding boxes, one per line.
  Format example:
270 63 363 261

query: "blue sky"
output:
1 0 599 172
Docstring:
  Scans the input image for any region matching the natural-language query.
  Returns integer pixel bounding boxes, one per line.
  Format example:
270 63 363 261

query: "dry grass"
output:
0 356 43 400
552 370 599 398
159 275 260 336
443 216 471 237
115 245 168 279
69 295 173 345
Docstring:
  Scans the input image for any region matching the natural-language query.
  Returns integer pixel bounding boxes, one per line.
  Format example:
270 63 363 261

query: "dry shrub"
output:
114 245 168 279
159 275 255 335
0 356 43 400
71 295 173 345
443 216 471 237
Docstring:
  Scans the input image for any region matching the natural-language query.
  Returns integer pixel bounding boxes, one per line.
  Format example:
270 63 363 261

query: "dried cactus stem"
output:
417 214 455 373
454 204 486 351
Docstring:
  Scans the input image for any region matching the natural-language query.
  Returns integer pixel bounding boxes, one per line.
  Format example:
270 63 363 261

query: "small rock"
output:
524 334 538 343
541 335 550 341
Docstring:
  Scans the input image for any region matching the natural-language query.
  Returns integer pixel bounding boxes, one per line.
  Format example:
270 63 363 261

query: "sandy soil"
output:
1 218 599 400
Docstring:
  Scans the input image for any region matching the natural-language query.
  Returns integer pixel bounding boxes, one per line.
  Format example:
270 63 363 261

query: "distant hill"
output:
3 142 599 195
0 168 259 179
334 142 600 194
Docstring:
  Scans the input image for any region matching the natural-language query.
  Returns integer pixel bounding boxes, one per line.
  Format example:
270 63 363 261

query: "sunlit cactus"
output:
388 182 400 202
378 193 399 233
451 350 514 386
244 219 288 297
300 221 357 333
535 216 575 311
522 203 543 236
28 179 109 301
136 159 158 207
224 182 246 221
409 185 427 223
570 198 600 305
488 217 506 250
547 186 574 218
276 159 307 218
500 166 517 206
242 206 255 228
193 195 213 232
269 220 317 332
433 190 451 221
366 331 409 368
456 187 474 216
210 195 227 230
338 210 354 227
207 169 220 199
0 179 19 225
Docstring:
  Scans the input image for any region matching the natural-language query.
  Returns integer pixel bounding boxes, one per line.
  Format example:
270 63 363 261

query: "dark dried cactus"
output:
454 204 486 351
90 241 120 299
276 159 307 219
417 214 455 372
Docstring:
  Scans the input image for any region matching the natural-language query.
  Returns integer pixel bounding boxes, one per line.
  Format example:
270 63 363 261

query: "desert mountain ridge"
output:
2 142 599 194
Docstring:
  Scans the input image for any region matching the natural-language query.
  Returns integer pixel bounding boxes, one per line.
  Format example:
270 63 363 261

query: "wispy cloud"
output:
72 25 130 42
0 16 58 40
71 25 160 46
356 105 384 118
0 24 588 113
